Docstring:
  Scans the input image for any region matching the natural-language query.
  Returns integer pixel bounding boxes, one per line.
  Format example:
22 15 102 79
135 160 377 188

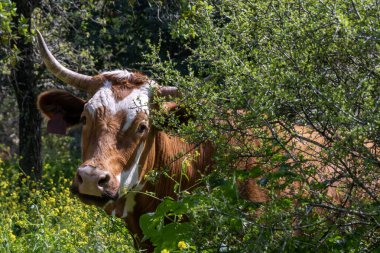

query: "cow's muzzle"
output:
71 165 119 200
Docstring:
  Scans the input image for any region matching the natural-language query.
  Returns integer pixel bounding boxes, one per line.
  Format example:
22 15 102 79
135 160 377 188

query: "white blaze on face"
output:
121 85 151 131
85 71 153 132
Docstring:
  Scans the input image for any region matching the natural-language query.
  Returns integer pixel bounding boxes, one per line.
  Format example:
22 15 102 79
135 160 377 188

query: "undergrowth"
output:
0 135 135 253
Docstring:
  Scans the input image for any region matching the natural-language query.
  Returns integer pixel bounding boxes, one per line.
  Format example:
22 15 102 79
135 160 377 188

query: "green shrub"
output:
141 0 380 252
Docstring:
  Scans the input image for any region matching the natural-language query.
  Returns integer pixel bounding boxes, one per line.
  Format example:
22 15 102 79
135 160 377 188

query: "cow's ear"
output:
37 90 85 135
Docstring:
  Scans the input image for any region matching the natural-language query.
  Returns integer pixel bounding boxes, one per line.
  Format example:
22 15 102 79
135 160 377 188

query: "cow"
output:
36 31 378 251
36 31 221 251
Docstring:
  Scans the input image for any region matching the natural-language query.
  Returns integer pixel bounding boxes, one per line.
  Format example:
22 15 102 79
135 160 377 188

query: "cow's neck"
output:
142 129 214 200
104 128 213 219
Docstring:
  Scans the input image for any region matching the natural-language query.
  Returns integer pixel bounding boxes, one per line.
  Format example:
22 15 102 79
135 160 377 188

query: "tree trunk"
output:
11 0 42 180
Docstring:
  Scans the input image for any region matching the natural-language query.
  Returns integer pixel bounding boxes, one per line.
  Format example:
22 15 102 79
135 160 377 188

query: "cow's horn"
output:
36 30 102 93
156 86 180 98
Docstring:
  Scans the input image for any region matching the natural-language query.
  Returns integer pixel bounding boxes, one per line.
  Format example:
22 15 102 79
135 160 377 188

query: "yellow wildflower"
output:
178 241 188 250
16 220 27 228
8 232 16 242
161 249 170 253
60 229 69 235
47 196 56 205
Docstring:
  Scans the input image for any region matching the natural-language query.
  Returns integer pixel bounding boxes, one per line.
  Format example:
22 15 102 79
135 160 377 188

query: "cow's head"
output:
36 31 179 211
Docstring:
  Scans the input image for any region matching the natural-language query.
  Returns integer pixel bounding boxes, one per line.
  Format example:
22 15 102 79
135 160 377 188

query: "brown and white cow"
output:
36 31 218 251
36 31 376 251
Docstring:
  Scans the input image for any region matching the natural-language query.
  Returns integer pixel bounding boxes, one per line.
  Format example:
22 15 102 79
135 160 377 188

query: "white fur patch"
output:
120 193 136 218
85 81 114 115
120 85 151 131
119 143 145 194
120 184 144 218
85 76 152 132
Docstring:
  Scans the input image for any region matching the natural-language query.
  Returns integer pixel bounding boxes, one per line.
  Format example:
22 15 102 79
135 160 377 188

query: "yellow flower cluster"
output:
0 159 136 252
178 240 188 250
159 240 188 253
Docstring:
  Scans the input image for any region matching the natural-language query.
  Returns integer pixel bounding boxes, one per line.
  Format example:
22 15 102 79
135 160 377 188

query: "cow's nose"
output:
76 166 111 197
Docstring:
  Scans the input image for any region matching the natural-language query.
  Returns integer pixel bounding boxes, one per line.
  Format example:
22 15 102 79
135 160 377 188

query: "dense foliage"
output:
143 0 380 251
1 0 379 252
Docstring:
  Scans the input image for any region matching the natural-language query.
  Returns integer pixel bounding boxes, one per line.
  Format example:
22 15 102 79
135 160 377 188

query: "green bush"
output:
141 0 380 252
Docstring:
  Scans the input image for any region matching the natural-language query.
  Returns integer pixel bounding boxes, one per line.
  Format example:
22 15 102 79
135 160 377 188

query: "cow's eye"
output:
80 116 86 125
137 122 148 134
